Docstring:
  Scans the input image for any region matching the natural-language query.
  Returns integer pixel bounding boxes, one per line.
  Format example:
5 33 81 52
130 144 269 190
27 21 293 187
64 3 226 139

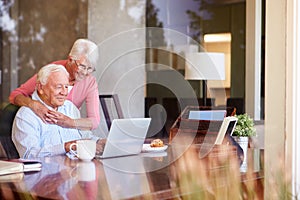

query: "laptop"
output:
198 116 238 158
96 118 151 159
215 116 238 145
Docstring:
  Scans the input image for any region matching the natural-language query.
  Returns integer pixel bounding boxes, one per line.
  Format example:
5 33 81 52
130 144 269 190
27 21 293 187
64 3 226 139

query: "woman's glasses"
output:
74 60 95 73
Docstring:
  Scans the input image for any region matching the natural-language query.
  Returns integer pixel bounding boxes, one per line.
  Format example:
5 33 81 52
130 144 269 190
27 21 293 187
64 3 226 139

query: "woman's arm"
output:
9 74 50 123
46 110 93 130
10 72 99 130
9 74 37 104
14 93 92 129
68 76 100 130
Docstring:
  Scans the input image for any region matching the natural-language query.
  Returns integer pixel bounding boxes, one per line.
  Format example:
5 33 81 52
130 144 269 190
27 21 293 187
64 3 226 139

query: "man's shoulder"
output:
16 106 37 119
18 106 33 113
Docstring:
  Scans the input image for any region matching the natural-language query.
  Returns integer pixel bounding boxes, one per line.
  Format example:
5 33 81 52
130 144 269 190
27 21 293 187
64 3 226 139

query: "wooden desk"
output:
0 145 263 200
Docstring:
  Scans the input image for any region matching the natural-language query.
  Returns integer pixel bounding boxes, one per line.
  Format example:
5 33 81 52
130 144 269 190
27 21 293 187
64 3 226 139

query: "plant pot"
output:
233 136 249 172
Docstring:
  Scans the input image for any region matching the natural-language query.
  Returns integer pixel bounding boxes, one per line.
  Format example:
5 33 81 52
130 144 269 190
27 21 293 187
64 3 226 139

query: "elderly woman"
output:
9 39 100 130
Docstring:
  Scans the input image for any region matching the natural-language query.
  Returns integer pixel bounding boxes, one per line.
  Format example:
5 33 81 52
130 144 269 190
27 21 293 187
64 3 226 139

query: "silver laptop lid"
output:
98 118 151 159
215 116 238 145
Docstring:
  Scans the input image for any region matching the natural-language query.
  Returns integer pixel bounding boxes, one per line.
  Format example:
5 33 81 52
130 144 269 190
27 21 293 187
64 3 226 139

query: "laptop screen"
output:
96 118 151 159
215 116 237 145
188 110 226 120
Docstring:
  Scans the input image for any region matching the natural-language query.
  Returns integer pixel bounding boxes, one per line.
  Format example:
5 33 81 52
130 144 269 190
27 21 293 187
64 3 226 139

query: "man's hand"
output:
96 139 106 155
64 140 77 152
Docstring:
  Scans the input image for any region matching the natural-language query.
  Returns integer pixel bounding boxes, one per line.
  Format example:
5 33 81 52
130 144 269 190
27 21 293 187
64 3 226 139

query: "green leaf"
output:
232 113 256 137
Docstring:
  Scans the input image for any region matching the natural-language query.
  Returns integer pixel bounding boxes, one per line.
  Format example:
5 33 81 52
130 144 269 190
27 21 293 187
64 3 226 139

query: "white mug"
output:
70 139 96 161
78 162 96 181
70 162 96 182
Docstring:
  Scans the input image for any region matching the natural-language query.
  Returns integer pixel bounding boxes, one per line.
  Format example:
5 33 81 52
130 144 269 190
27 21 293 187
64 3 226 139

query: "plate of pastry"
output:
142 139 168 153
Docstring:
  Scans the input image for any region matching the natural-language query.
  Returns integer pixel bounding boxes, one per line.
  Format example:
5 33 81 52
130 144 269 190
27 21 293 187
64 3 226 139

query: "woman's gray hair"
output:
37 64 69 85
69 38 99 69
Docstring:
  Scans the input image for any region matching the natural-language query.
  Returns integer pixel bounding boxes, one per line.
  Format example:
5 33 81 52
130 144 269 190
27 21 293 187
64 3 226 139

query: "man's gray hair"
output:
37 64 69 85
69 38 99 69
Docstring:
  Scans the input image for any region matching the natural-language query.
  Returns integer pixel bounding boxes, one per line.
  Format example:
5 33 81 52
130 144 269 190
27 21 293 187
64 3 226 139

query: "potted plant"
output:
232 113 256 171
232 113 256 138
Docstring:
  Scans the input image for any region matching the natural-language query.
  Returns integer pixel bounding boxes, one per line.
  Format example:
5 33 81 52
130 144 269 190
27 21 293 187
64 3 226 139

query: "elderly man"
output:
12 64 104 159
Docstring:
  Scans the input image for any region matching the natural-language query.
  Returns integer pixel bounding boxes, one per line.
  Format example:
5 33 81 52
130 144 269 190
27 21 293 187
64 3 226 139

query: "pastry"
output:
150 139 164 147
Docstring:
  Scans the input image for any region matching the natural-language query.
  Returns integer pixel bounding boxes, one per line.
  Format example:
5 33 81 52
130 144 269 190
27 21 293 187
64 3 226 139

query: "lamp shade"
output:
185 52 225 80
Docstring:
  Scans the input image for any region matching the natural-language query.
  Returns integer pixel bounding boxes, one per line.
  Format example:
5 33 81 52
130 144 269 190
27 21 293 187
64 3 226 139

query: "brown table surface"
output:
0 144 264 200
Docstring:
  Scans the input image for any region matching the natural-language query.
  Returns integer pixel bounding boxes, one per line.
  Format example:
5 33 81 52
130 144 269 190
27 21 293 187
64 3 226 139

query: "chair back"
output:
0 104 20 159
99 94 124 130
227 97 245 115
144 97 157 118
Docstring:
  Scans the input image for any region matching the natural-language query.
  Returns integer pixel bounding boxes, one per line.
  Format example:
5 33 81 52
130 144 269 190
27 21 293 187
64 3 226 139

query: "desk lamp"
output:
185 52 225 106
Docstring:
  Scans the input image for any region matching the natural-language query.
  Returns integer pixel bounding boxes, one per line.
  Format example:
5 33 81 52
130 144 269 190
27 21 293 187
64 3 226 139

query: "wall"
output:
266 0 300 197
17 0 88 84
88 0 146 136
0 0 87 105
265 0 291 198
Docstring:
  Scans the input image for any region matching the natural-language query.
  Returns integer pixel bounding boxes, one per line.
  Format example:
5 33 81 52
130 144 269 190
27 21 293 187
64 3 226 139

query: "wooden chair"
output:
227 97 245 115
0 104 20 159
145 103 168 139
99 94 124 130
162 97 180 134
144 97 157 118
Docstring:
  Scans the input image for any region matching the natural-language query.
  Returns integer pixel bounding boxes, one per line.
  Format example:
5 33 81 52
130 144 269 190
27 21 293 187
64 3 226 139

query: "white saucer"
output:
141 151 167 157
142 144 168 153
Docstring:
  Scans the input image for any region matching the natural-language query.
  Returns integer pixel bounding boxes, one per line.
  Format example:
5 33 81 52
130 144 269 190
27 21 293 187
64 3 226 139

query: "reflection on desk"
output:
0 145 264 200
101 156 150 199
